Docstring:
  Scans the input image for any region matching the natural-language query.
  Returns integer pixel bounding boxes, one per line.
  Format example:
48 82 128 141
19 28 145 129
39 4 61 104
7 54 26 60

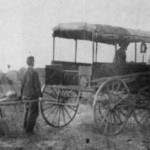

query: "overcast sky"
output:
0 0 150 71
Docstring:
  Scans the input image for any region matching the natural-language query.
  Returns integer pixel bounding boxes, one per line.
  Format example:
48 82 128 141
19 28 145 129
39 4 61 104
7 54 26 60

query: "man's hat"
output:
26 56 34 66
119 41 129 47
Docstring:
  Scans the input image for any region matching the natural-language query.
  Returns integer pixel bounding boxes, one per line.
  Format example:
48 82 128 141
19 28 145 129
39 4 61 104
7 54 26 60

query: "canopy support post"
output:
75 40 78 62
142 54 145 63
52 36 55 61
92 41 95 63
115 43 117 53
96 42 98 62
135 42 137 62
92 32 95 63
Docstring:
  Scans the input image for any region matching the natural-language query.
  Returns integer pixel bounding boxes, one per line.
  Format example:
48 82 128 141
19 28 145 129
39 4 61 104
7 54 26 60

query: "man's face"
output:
120 44 128 51
32 60 34 67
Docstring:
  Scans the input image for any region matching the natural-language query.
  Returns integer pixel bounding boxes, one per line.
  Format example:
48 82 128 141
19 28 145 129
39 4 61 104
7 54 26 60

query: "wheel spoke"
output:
63 106 72 120
120 108 128 121
66 90 72 97
116 82 121 91
104 120 108 134
44 91 56 98
46 105 57 118
52 106 59 125
52 88 59 96
113 111 122 124
69 91 76 97
106 84 110 92
66 105 77 112
114 95 129 108
61 90 66 97
107 111 114 123
110 112 117 123
43 104 55 111
58 106 61 126
118 109 128 120
61 106 66 125
111 82 115 91
120 87 126 94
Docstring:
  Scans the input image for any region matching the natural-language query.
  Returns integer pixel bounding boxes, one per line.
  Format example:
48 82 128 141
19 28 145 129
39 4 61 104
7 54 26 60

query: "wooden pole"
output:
135 42 137 62
92 32 95 63
92 41 95 63
96 42 98 62
53 36 55 61
113 43 117 63
75 40 77 62
142 54 144 63
115 43 117 53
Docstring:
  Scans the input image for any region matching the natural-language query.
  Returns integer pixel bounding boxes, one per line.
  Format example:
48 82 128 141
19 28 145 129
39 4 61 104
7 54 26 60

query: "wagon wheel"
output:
40 85 80 127
93 78 133 136
133 86 150 130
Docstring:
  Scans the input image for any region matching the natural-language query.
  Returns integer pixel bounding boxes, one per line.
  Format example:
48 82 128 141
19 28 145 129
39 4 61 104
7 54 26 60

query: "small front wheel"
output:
40 85 80 128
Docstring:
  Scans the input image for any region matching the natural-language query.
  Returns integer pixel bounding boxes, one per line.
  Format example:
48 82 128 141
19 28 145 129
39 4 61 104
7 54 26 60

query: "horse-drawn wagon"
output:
1 23 150 136
41 23 150 136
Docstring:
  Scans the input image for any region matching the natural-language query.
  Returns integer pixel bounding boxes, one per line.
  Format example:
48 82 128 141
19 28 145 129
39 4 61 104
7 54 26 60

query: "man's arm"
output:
34 71 42 98
20 72 27 98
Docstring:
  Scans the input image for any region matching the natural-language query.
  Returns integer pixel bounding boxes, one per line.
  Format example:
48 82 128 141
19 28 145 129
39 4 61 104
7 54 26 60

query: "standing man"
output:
113 42 129 63
21 56 42 134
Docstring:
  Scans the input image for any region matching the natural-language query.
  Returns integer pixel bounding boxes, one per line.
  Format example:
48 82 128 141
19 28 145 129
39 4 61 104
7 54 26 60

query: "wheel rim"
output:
40 85 80 127
134 86 150 130
94 78 132 136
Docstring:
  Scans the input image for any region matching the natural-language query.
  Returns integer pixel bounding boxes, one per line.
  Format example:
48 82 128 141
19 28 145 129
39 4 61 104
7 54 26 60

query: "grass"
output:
0 104 24 137
0 103 46 139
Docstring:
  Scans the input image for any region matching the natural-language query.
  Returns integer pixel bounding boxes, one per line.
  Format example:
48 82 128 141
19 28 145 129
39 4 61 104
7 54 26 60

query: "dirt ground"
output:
0 103 150 150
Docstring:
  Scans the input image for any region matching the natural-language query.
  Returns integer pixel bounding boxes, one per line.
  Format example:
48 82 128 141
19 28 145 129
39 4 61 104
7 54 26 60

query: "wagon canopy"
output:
53 22 150 45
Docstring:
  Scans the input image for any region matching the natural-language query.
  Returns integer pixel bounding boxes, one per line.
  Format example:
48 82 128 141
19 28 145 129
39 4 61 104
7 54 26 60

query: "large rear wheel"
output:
93 78 133 136
133 86 150 130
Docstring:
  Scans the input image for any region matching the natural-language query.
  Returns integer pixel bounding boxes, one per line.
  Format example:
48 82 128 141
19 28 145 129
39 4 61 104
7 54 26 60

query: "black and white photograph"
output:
0 0 150 149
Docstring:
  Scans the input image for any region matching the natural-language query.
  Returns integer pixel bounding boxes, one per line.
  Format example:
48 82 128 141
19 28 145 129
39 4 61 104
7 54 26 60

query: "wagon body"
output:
41 23 150 136
46 61 150 92
47 23 150 89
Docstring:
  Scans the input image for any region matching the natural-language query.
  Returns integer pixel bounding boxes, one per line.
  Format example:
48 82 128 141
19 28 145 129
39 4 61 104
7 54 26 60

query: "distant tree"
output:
148 56 150 64
17 67 26 81
7 64 11 69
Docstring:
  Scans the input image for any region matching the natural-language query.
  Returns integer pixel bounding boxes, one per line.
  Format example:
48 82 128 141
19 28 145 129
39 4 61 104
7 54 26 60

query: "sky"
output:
0 0 150 71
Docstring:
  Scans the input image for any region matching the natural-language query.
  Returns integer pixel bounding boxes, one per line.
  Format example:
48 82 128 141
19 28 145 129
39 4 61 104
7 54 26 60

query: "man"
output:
21 56 42 134
113 42 129 63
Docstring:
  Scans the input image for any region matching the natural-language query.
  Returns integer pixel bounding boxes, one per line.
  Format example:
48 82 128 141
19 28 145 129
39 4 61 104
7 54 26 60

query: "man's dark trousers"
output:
23 98 39 133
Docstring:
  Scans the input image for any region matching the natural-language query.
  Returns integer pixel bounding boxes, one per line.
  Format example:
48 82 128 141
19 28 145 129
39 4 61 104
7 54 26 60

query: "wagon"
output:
1 23 150 136
39 22 150 136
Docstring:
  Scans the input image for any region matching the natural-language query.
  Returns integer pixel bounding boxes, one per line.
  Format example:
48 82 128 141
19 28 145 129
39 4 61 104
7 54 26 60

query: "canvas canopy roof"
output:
53 23 150 45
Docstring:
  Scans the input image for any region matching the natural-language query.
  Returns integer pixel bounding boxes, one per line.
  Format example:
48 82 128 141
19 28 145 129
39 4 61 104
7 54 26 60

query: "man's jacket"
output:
113 48 126 63
21 67 42 99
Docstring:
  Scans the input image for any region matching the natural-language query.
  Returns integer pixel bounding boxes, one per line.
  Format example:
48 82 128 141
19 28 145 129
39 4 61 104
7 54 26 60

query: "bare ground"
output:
0 103 149 150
